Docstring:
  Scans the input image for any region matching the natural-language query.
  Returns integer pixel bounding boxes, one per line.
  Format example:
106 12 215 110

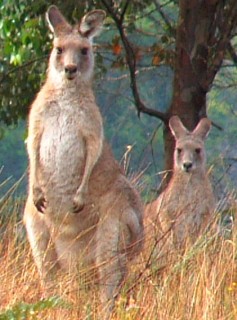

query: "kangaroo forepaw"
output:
33 186 46 213
72 192 85 213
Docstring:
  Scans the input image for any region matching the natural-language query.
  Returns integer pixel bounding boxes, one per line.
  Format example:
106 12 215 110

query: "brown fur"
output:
145 116 215 249
24 6 144 316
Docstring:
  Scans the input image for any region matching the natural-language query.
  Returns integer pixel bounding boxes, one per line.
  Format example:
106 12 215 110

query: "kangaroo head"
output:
169 116 211 173
46 5 106 84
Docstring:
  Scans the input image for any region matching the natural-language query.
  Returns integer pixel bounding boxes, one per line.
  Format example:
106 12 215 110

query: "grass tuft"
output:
1 180 237 319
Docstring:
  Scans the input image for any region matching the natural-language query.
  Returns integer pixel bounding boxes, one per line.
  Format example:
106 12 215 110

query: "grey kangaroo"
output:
24 5 144 316
145 116 215 249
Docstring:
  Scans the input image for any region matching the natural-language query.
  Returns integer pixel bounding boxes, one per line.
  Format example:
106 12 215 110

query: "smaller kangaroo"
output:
145 116 215 248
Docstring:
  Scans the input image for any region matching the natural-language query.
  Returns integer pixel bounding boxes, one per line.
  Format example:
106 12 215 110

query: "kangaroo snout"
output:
183 161 193 172
65 64 78 79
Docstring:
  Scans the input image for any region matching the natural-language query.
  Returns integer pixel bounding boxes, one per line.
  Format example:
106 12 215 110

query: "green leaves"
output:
0 0 49 125
0 296 69 320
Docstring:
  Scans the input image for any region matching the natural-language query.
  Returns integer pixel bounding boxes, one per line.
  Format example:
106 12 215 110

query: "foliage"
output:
0 0 103 125
0 297 69 320
207 65 237 195
0 0 237 194
0 0 178 125
0 0 50 125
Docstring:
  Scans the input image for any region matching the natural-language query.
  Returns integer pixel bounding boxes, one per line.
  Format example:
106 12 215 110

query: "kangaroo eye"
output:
177 148 182 154
81 47 88 55
195 148 201 154
56 47 63 55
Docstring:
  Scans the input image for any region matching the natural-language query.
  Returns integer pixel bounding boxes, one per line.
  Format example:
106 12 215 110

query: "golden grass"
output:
1 197 237 320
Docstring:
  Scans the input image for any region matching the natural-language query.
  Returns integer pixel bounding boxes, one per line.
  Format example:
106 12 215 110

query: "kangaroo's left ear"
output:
193 118 212 140
79 10 106 39
46 5 72 36
169 116 190 140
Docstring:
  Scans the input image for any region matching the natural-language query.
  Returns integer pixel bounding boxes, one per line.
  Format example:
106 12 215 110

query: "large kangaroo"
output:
145 116 215 249
24 5 144 315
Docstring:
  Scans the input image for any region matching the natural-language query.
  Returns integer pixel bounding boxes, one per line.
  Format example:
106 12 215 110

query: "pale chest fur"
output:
38 89 96 207
158 174 215 235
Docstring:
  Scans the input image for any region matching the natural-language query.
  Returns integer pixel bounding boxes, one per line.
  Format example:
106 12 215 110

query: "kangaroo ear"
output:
193 118 211 140
169 116 190 140
79 10 106 39
46 5 72 35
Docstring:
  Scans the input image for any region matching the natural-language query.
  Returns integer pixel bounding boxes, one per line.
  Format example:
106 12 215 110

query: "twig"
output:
101 0 168 123
153 0 175 35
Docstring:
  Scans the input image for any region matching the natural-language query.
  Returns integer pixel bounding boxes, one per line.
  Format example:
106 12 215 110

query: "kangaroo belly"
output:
39 112 85 207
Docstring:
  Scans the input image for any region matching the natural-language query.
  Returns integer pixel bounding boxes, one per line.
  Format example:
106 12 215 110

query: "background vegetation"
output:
0 0 237 199
1 1 237 318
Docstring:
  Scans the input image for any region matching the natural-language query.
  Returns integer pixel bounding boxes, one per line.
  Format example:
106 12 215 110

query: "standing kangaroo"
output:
24 5 144 316
145 116 215 248
28 5 105 214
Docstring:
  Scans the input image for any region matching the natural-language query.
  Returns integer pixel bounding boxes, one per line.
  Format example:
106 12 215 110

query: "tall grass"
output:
0 184 237 319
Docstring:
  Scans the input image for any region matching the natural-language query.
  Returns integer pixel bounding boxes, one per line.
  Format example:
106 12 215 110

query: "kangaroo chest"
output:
163 177 214 218
39 98 86 194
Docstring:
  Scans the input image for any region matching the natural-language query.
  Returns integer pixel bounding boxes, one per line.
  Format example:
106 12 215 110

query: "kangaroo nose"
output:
183 162 192 172
65 65 77 77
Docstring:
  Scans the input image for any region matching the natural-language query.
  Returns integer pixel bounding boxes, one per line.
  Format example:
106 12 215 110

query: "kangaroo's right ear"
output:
46 5 72 35
169 116 190 140
193 117 211 140
79 10 106 40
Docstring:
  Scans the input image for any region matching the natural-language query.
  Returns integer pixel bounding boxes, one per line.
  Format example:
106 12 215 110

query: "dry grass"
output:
1 195 237 320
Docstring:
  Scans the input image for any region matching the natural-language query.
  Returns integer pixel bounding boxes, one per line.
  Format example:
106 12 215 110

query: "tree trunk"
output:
164 0 218 181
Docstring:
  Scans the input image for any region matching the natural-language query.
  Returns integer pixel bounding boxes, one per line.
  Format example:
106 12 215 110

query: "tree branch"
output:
100 0 167 123
207 0 237 87
120 0 131 23
153 0 175 36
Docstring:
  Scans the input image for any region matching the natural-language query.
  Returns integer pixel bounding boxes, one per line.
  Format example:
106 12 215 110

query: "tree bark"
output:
164 0 237 181
164 0 210 176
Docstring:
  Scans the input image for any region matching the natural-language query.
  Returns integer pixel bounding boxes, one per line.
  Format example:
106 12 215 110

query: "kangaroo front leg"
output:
73 133 103 212
27 114 46 213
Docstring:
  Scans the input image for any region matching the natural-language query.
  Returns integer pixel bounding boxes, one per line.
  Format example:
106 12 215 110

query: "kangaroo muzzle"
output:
65 64 78 80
